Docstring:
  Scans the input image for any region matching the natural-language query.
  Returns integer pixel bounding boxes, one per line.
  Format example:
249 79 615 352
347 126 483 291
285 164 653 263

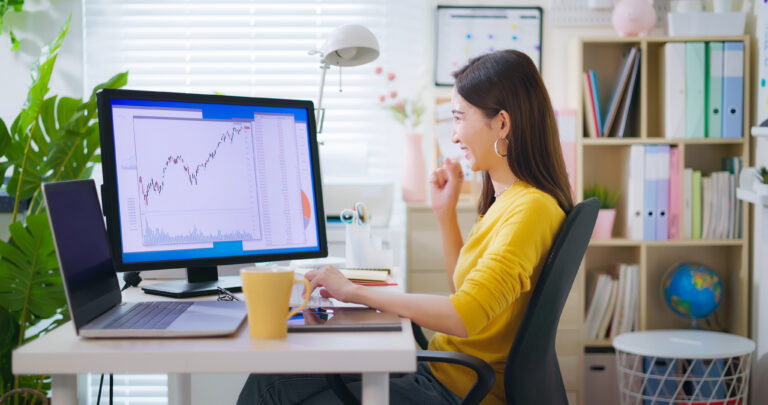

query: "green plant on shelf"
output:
584 184 620 209
755 166 768 185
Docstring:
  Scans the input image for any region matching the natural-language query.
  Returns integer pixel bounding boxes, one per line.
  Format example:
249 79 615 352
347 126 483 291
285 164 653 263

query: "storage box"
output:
667 12 746 36
584 352 620 405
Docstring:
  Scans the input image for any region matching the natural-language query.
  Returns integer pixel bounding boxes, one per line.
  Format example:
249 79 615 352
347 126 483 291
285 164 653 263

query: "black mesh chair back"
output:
504 197 599 405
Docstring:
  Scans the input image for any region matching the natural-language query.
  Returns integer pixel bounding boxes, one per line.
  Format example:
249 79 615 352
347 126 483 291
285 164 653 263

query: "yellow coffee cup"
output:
240 267 311 339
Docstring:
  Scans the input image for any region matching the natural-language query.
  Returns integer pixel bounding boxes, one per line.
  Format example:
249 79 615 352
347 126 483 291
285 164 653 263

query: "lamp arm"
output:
316 62 330 133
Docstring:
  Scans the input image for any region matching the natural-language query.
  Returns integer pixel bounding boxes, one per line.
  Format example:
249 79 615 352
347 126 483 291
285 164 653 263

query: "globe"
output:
662 262 723 328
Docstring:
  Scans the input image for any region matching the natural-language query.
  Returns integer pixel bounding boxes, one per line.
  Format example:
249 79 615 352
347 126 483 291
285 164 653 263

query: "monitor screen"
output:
97 89 327 296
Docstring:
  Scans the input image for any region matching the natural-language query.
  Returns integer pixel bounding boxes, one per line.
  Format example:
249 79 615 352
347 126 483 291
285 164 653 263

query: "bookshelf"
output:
575 35 751 350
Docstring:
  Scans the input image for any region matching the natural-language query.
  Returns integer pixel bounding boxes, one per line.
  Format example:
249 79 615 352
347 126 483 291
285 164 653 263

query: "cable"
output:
110 373 114 405
96 374 104 405
121 271 142 291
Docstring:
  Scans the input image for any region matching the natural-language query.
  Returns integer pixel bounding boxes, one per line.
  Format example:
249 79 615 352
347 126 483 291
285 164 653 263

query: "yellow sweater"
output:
428 182 565 404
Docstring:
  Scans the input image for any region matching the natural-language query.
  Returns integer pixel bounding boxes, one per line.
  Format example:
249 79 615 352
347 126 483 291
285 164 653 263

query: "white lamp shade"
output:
321 24 380 67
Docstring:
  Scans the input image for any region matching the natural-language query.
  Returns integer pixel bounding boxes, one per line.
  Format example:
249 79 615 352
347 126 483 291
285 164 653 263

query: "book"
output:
603 46 639 137
610 49 641 138
338 267 390 282
583 72 599 139
588 70 603 136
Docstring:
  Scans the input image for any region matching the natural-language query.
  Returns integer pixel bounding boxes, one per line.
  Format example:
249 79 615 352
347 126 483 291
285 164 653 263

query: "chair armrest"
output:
326 349 496 405
417 350 496 405
412 321 429 350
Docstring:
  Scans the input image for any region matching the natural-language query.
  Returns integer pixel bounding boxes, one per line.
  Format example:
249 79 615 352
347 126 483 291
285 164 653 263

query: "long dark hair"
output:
452 50 574 215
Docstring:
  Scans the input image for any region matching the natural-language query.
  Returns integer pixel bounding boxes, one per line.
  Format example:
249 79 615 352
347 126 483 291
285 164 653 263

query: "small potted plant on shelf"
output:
584 184 620 240
754 166 768 195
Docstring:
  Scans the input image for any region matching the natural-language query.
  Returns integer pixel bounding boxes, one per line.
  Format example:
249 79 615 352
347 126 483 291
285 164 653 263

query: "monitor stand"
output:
140 266 242 298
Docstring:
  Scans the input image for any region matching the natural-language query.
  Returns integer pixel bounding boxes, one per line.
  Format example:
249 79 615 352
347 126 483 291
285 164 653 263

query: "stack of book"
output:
584 263 639 341
583 46 640 138
663 41 744 139
624 145 742 240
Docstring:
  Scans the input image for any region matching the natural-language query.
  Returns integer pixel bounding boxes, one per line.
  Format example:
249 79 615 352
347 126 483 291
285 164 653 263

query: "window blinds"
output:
84 0 431 181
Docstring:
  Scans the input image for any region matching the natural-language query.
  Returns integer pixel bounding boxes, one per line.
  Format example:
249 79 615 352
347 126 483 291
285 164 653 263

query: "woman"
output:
237 49 573 405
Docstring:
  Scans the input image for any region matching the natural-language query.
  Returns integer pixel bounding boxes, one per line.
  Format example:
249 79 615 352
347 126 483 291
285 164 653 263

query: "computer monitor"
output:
97 89 327 297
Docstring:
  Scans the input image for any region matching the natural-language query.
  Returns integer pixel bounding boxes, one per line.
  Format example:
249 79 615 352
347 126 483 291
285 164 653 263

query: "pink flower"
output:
379 95 386 102
375 66 383 74
387 73 396 81
390 91 398 99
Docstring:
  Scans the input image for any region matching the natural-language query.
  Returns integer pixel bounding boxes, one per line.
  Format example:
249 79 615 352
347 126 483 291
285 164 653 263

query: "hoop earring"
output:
494 138 508 158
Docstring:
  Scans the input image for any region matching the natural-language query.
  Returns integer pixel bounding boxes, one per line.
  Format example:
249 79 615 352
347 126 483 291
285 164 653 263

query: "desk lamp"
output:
310 24 380 133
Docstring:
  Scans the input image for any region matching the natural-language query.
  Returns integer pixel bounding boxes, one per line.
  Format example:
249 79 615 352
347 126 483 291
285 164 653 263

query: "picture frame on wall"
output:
434 6 543 86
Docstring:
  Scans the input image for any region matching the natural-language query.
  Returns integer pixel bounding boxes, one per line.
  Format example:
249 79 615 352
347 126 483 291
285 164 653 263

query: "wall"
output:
0 0 83 124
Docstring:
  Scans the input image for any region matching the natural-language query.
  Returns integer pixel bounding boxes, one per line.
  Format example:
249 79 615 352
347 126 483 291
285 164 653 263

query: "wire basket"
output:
615 350 752 405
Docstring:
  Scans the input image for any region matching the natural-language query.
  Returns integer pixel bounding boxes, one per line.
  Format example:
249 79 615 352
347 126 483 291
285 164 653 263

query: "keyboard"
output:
290 283 334 308
102 302 192 330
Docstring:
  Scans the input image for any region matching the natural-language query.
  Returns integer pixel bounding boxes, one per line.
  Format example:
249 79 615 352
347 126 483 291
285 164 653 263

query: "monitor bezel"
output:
97 88 328 273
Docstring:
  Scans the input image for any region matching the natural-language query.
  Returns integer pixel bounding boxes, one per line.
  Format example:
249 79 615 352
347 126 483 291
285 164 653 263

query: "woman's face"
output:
450 89 504 172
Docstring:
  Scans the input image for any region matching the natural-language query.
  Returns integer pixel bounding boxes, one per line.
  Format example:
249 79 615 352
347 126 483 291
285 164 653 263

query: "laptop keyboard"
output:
103 302 193 330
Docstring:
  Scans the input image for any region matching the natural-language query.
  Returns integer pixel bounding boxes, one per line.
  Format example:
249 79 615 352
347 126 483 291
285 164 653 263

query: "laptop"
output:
42 179 247 338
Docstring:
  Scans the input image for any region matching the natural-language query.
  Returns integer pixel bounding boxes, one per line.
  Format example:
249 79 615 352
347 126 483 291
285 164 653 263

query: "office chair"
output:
327 197 599 405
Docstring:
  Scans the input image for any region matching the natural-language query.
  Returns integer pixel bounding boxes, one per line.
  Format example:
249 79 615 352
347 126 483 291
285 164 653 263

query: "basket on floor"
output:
613 330 755 405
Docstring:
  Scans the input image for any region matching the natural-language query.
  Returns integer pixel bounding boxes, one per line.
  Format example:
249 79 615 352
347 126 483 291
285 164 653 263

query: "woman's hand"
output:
430 157 463 221
304 265 359 303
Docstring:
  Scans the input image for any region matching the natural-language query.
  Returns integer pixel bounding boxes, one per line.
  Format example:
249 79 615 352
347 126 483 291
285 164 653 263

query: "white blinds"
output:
85 374 168 405
83 0 432 181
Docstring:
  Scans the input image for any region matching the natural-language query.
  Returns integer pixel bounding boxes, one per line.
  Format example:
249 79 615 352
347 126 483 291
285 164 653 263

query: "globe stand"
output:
688 317 702 329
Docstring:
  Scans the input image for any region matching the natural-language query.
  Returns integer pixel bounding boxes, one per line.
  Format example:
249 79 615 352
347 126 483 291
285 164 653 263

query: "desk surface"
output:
13 271 416 376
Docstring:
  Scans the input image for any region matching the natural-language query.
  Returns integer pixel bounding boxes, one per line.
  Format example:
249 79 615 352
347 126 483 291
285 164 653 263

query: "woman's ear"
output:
497 110 511 136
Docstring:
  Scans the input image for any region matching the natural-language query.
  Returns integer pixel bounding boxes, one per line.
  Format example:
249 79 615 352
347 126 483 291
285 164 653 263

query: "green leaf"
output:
0 213 63 319
16 16 70 138
9 28 18 51
0 306 18 394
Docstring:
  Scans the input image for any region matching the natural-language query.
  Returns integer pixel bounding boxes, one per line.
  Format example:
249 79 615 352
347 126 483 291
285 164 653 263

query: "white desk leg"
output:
361 372 389 405
168 373 192 405
51 374 77 405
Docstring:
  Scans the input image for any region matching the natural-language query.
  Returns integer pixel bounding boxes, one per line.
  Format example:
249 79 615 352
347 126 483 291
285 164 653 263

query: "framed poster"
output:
434 6 543 86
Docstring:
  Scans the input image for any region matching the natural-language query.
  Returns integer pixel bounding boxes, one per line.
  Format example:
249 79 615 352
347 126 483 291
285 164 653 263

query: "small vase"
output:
402 132 427 203
592 209 616 240
612 0 656 37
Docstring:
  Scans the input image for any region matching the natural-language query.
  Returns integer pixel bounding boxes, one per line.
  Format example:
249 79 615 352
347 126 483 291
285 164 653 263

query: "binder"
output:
643 145 658 240
706 42 724 138
692 170 702 240
683 168 693 239
685 42 706 139
664 43 686 139
722 42 744 138
626 145 645 240
668 147 682 240
655 145 670 240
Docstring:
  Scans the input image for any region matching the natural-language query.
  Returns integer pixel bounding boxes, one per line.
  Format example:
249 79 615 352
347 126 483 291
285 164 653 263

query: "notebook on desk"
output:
287 308 402 332
42 179 247 338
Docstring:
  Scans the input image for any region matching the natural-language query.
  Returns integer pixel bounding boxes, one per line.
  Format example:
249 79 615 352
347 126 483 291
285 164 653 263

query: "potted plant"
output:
754 166 768 195
0 16 127 404
584 183 620 240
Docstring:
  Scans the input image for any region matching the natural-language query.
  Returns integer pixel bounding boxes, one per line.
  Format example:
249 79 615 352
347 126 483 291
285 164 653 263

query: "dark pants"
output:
236 362 462 405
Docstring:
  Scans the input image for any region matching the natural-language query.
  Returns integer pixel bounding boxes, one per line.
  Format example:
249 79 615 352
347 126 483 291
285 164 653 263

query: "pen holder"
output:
344 223 392 268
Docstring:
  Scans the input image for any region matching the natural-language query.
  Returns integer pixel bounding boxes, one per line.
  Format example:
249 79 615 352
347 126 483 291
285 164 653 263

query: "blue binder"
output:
722 42 744 138
643 145 657 240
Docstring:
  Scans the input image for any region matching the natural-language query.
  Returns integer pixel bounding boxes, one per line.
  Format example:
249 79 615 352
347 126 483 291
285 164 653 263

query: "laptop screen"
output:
43 179 122 330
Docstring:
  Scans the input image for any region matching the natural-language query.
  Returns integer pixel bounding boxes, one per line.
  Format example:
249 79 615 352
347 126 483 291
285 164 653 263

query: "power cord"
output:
96 373 113 405
121 271 142 292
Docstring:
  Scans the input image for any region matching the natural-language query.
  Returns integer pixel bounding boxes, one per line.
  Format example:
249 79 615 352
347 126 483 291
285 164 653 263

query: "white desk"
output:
12 274 415 405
